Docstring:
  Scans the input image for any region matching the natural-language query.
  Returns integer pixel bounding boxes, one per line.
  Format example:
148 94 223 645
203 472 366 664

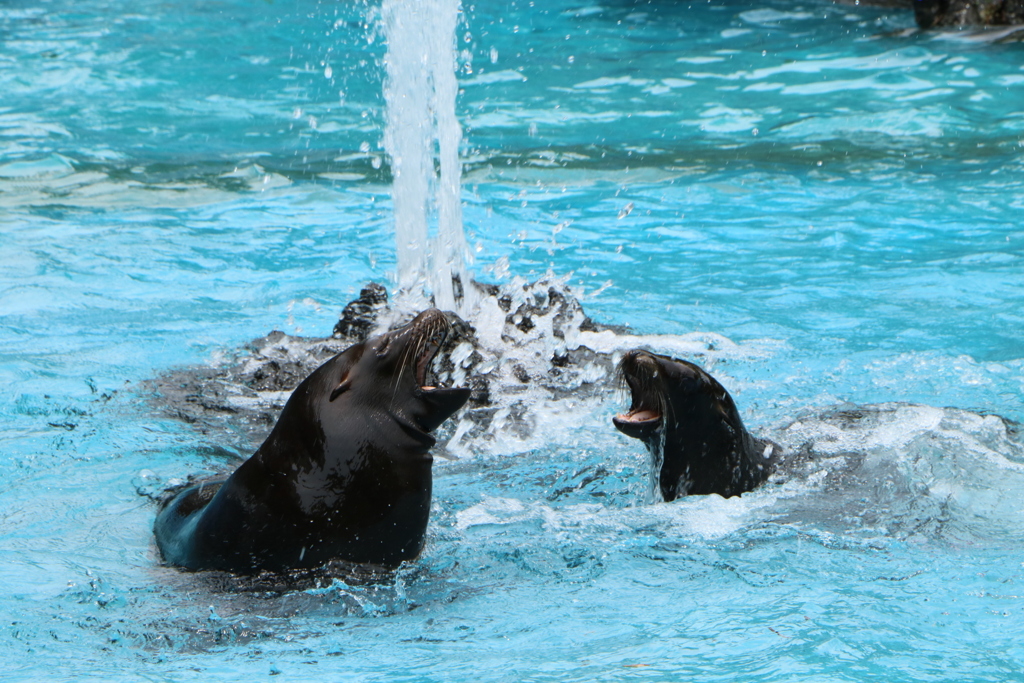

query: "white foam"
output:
461 70 527 86
740 9 814 23
773 403 1024 537
574 76 651 89
455 485 786 542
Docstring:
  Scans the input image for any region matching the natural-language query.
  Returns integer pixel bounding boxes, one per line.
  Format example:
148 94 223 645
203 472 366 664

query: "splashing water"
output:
382 0 473 314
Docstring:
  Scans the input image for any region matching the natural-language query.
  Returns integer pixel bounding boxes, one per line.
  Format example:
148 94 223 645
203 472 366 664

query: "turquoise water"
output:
3 0 1024 680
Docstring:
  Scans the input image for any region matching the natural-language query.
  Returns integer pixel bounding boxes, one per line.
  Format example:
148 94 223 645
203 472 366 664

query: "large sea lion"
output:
613 350 777 501
154 309 471 574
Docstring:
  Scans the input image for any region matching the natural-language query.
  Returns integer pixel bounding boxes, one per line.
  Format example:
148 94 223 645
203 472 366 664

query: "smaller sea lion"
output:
613 350 777 501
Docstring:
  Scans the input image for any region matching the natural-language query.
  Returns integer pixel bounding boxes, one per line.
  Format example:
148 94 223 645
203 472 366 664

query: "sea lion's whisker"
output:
391 334 417 403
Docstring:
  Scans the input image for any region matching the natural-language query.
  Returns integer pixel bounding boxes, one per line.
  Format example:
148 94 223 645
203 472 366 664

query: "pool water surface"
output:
2 0 1024 680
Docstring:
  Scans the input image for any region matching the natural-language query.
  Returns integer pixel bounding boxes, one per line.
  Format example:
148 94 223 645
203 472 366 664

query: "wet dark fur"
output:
613 350 778 500
154 309 471 575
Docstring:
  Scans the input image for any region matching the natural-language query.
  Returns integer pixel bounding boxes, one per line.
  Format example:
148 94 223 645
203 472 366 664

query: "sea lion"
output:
612 349 777 501
154 309 471 574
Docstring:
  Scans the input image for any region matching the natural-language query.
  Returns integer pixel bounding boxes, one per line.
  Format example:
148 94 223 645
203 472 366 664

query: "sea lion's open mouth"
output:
617 408 660 424
416 341 442 392
408 309 458 395
613 350 665 428
397 309 472 434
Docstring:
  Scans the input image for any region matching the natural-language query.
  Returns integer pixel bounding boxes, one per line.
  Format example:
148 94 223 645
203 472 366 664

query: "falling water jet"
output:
382 0 474 315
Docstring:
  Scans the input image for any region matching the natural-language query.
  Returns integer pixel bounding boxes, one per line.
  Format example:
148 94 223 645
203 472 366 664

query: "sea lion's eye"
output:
375 338 391 357
329 373 352 402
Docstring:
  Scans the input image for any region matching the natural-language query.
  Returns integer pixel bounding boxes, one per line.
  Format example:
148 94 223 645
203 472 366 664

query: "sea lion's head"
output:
613 349 761 500
613 349 743 443
305 308 471 443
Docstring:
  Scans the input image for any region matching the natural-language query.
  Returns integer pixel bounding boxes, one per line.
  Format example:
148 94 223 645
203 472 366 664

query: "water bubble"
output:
324 65 333 79
490 47 498 64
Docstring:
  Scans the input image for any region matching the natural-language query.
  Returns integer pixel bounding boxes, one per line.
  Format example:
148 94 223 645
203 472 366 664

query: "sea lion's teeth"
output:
620 409 659 423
